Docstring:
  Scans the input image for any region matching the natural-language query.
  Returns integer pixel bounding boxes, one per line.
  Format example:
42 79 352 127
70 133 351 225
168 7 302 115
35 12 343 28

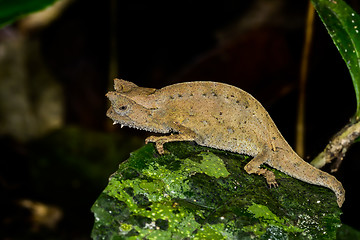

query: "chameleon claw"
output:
264 171 278 188
268 181 279 188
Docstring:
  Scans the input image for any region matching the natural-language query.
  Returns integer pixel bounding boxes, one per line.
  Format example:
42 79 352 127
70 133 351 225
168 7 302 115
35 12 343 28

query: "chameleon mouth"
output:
106 107 136 129
106 106 170 133
106 107 130 124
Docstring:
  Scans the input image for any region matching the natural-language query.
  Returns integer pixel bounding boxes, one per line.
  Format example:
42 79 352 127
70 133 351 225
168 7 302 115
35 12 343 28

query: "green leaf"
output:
311 0 360 119
92 142 342 239
0 0 58 28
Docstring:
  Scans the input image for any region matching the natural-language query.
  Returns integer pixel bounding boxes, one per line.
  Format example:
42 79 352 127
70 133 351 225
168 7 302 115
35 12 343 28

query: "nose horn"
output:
114 78 138 92
105 91 117 102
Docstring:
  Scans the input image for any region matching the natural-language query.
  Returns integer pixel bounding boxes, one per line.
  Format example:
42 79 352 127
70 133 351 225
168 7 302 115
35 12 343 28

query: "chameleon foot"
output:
145 126 196 155
145 136 166 154
263 170 278 188
253 168 278 188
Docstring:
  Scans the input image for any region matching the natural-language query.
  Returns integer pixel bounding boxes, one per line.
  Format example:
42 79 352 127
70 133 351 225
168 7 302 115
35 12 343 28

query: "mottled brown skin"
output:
106 79 345 207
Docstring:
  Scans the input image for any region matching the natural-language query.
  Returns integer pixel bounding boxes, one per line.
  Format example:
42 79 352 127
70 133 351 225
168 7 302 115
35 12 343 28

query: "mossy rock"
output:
91 141 343 239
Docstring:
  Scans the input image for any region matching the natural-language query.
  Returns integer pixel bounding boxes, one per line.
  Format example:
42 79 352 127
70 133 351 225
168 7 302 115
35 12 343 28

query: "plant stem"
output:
311 120 360 171
296 1 315 158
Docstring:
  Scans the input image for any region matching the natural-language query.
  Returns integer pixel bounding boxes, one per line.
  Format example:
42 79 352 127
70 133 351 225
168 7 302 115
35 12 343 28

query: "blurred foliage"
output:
0 0 58 28
29 126 143 197
337 224 360 240
92 142 344 239
0 126 143 239
311 0 360 119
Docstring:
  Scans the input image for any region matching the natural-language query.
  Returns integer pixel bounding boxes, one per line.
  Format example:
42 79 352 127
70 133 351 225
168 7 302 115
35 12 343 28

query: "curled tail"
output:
309 167 345 207
271 149 345 207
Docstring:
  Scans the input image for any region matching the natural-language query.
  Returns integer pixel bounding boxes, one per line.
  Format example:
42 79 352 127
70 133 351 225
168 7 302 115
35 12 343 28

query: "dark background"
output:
1 0 359 238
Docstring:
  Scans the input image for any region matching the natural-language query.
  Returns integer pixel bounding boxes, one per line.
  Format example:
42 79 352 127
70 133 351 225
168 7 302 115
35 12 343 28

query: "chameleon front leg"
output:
145 122 197 154
244 148 278 187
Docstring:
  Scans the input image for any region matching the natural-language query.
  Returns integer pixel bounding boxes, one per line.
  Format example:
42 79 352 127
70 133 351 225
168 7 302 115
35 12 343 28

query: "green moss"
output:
92 141 343 239
188 152 230 178
243 203 303 237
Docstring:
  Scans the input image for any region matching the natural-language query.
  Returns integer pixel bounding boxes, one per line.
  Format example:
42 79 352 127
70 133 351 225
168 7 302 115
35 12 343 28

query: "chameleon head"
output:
106 91 169 133
112 78 157 109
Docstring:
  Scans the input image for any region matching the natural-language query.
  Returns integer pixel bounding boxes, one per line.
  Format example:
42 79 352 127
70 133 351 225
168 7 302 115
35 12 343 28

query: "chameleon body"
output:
106 79 345 207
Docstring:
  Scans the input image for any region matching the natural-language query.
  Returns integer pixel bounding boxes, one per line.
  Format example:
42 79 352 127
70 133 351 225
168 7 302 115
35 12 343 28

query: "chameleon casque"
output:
106 78 345 207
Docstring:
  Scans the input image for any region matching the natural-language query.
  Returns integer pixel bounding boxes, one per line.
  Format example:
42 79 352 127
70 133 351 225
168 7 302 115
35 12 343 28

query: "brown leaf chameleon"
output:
106 78 345 207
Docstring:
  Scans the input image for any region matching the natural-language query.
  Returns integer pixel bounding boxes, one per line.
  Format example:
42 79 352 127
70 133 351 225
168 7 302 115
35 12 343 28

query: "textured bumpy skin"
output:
106 79 345 207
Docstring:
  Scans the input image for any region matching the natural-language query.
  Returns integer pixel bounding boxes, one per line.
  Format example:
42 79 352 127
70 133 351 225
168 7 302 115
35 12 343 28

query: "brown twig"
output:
311 120 360 171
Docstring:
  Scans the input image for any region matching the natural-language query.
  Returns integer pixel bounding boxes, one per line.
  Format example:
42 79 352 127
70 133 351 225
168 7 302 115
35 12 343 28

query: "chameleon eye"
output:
114 104 130 115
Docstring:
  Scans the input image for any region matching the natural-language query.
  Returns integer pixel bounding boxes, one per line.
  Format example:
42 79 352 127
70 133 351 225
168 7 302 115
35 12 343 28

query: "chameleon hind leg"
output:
145 122 197 154
244 148 278 187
